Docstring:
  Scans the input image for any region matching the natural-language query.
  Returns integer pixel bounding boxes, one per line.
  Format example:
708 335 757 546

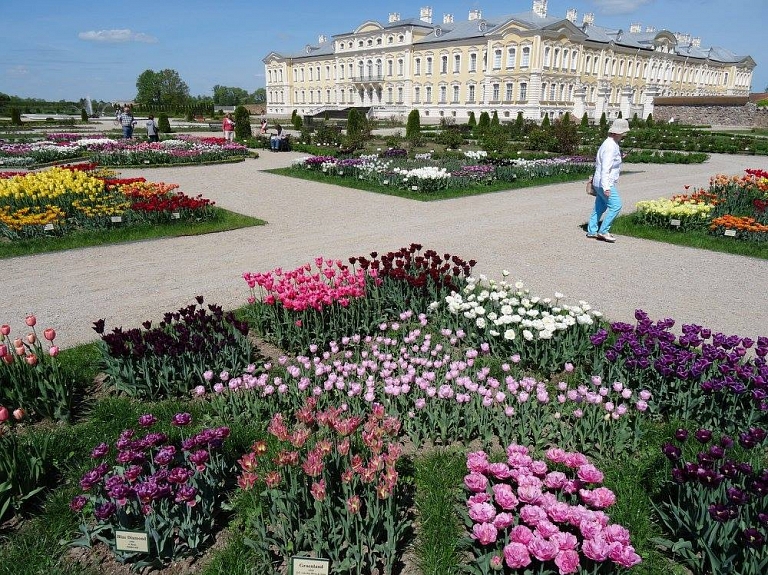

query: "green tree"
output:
345 108 369 149
476 111 490 136
491 110 499 127
542 113 550 128
480 124 509 154
10 107 21 125
158 113 171 133
80 109 88 123
646 113 654 127
135 69 190 109
292 112 303 130
630 113 641 128
212 85 250 106
467 111 476 128
252 88 266 103
405 109 421 141
599 112 607 130
551 118 580 154
513 111 525 135
234 105 252 139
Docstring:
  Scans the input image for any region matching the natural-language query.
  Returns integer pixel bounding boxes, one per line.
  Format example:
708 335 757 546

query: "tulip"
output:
2 354 13 365
25 315 36 327
49 346 59 357
13 338 22 348
0 407 8 422
12 408 25 421
0 344 6 357
15 346 25 356
43 328 56 341
0 325 9 336
26 333 36 344
25 354 38 366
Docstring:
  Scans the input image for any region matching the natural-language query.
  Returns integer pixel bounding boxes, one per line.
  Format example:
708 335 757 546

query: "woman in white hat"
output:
586 117 630 243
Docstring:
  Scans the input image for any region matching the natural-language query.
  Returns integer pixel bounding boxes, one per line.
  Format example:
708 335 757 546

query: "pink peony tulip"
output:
527 535 559 562
554 549 581 574
503 542 531 569
577 464 604 484
49 346 59 357
464 472 488 493
472 522 498 545
0 406 8 421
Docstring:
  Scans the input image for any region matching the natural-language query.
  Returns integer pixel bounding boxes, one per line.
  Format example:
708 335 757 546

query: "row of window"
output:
272 81 647 107
337 34 406 51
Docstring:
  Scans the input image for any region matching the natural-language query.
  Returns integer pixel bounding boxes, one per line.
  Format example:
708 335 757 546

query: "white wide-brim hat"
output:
609 118 630 135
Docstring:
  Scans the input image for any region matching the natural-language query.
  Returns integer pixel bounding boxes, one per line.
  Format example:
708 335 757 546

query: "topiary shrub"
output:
405 109 421 142
467 111 476 128
476 111 490 137
80 109 89 123
490 111 499 127
346 108 370 150
435 126 465 149
158 113 171 133
646 113 654 127
599 112 607 130
10 108 22 126
292 113 303 130
479 124 509 154
186 110 194 122
542 113 550 128
234 106 252 139
581 113 589 128
551 118 581 154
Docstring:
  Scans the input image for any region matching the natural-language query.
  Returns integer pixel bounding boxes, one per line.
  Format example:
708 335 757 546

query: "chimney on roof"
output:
443 13 454 24
532 0 548 18
388 12 400 23
420 6 433 24
646 26 656 33
629 23 641 33
566 8 577 23
318 34 327 44
468 8 481 21
582 12 594 26
692 37 701 47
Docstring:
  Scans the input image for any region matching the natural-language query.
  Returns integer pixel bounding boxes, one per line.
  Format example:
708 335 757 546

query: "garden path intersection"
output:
3 148 768 349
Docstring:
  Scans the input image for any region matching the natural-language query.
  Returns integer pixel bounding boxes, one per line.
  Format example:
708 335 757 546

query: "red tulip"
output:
0 407 8 422
0 325 9 336
27 333 36 345
25 315 36 327
43 328 56 341
25 354 37 366
0 344 6 357
2 354 13 365
49 346 59 357
12 408 24 421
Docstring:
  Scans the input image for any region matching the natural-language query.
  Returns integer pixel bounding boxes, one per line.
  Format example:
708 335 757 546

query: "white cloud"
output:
78 29 158 43
589 0 655 15
6 65 29 76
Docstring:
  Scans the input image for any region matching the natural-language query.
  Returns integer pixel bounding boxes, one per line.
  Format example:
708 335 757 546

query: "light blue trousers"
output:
587 185 622 235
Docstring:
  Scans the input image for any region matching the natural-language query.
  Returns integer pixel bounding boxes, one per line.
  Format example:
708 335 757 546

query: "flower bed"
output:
291 151 593 194
0 134 249 168
0 164 217 240
633 169 768 242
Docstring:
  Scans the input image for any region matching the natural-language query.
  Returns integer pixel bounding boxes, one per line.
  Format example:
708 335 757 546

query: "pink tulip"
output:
0 344 6 357
554 549 581 574
25 354 38 366
26 333 36 344
472 522 498 545
0 324 10 336
25 315 36 327
49 346 59 357
0 407 8 422
43 328 56 341
503 542 531 569
12 408 25 421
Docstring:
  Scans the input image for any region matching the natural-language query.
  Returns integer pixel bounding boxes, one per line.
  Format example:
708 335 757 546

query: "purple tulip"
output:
138 414 158 427
172 412 192 427
694 429 713 444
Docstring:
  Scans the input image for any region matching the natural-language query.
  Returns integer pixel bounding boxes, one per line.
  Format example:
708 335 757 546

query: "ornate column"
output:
572 85 587 119
620 85 633 119
643 84 659 119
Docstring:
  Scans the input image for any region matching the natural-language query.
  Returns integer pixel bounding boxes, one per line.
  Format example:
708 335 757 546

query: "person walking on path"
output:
222 113 236 142
586 118 630 243
145 114 159 142
118 105 136 139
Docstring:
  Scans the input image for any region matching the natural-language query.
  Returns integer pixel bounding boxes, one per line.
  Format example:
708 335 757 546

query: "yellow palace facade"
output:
263 0 755 122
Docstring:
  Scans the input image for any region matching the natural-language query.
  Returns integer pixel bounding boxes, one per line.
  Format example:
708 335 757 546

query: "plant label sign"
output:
115 530 149 553
724 229 737 237
44 223 55 231
669 219 681 227
111 216 122 223
289 556 330 575
171 212 181 219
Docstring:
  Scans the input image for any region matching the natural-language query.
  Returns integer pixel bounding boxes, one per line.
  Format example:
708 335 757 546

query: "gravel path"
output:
3 147 768 347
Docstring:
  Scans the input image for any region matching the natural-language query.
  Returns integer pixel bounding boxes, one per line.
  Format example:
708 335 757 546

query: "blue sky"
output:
1 0 766 103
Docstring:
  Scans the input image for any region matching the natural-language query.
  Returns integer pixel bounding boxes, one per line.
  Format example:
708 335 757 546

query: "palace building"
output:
262 0 755 122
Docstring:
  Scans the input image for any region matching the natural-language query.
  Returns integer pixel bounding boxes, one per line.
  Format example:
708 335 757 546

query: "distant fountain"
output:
85 96 93 116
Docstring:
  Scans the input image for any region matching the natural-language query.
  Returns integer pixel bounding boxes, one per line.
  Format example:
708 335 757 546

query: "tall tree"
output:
252 88 266 103
212 85 250 106
135 69 190 107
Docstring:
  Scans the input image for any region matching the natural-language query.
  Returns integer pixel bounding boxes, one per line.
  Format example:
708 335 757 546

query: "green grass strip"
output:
268 167 590 201
610 216 768 260
0 208 265 259
413 449 467 575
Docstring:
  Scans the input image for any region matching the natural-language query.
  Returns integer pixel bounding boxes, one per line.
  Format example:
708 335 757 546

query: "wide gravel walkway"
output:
3 147 767 347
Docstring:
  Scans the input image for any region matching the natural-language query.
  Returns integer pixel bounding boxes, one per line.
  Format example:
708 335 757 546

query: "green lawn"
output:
0 208 265 259
610 215 768 260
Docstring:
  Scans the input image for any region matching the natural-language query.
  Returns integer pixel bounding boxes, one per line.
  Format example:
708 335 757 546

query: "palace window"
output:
415 58 421 75
454 54 461 73
425 86 432 102
542 83 547 99
519 82 528 100
426 57 433 74
441 55 448 74
571 50 578 70
397 87 403 102
493 49 502 69
452 85 460 102
544 47 551 67
507 47 516 69
326 89 331 102
554 48 560 68
398 59 404 75
468 84 475 102
414 86 421 103
492 83 500 101
550 84 556 100
505 82 514 101
387 60 393 76
439 86 447 103
469 53 477 72
387 88 393 103
521 47 530 67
